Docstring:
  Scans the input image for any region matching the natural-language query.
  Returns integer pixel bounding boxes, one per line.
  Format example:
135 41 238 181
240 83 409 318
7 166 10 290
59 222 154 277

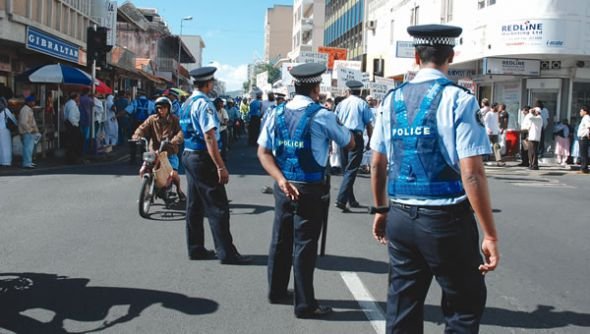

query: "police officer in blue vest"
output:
127 92 155 164
335 80 374 212
370 25 500 333
180 66 251 265
248 91 263 146
258 63 355 318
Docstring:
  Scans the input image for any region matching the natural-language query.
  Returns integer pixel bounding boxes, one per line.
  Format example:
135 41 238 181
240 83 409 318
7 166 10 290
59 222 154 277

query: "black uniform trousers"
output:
182 150 238 262
386 202 486 334
336 131 364 205
248 116 261 146
268 182 324 316
580 136 589 172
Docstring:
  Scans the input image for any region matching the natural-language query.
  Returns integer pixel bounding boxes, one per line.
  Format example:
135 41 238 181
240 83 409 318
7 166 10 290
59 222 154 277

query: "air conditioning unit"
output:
551 60 561 70
540 61 550 70
366 20 376 30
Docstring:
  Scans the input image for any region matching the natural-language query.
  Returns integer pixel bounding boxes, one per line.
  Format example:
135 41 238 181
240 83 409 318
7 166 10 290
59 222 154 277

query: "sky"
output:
126 0 294 91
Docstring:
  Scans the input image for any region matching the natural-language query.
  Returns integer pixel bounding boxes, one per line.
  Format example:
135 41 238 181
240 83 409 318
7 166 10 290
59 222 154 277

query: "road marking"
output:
340 271 386 334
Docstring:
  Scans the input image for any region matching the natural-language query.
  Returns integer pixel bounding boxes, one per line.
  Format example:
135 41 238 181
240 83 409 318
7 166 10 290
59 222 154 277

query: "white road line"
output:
340 271 386 334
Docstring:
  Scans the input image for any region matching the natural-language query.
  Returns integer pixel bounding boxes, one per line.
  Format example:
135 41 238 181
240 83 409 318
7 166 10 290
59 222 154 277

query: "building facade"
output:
366 0 590 154
290 0 325 58
264 4 294 62
324 0 365 60
181 35 205 72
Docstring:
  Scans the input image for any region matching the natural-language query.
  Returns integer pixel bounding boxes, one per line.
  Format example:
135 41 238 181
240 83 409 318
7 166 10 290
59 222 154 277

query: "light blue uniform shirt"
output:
184 90 220 151
125 96 155 117
336 95 373 132
370 68 491 206
258 95 351 167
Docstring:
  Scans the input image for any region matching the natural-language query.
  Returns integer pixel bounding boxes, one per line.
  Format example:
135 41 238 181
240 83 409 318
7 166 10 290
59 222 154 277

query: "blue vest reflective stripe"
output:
135 99 149 121
274 103 325 183
179 95 222 151
171 100 181 116
388 78 465 198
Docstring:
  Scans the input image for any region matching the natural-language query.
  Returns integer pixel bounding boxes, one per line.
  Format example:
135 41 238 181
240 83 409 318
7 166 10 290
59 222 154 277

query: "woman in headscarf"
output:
0 97 18 166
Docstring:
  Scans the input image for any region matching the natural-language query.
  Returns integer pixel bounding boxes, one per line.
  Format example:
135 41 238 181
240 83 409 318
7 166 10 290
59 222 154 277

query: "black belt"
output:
350 130 363 135
390 200 471 213
184 150 209 155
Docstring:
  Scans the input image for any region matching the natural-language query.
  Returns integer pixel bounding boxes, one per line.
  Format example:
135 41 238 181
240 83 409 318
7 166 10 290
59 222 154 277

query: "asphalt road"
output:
1 140 589 334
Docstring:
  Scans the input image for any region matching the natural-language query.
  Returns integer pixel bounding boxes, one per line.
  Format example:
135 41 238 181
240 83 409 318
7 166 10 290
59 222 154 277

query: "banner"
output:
295 51 328 66
281 63 301 85
256 71 268 86
105 1 117 47
396 41 414 58
318 46 348 70
333 60 362 80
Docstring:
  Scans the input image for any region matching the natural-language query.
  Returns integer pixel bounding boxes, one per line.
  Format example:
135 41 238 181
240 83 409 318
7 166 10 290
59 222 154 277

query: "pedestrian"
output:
115 91 130 146
79 90 93 155
518 106 531 167
132 96 185 200
479 98 491 119
168 90 182 117
334 80 373 212
226 99 240 142
553 119 570 166
0 97 17 167
261 91 276 117
64 92 83 164
527 107 543 170
18 95 40 169
370 24 499 333
126 92 155 164
180 66 251 265
576 106 590 174
213 97 229 161
248 91 263 146
104 94 119 149
536 100 550 156
483 103 505 166
257 63 355 318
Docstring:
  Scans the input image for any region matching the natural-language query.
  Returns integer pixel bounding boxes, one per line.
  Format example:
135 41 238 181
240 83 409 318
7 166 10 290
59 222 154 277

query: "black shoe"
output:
517 163 529 167
335 202 350 213
189 249 216 260
178 192 186 202
268 290 294 304
349 201 361 208
220 254 252 265
295 305 333 319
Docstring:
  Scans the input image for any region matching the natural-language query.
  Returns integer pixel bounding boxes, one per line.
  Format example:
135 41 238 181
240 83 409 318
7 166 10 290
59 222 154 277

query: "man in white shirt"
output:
483 105 504 166
527 108 543 170
577 106 590 174
518 106 531 167
536 100 550 155
64 92 83 164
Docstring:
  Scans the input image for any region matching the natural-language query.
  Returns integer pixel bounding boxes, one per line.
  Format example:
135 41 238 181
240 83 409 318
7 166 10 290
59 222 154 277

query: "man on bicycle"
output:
132 96 186 201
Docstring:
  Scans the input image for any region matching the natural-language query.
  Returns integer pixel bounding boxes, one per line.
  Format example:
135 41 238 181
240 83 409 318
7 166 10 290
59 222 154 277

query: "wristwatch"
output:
368 205 390 214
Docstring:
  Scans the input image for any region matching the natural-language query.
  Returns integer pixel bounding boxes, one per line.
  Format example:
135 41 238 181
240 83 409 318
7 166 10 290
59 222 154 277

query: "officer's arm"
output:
257 146 300 200
370 151 388 207
204 128 225 170
460 156 499 272
344 131 356 150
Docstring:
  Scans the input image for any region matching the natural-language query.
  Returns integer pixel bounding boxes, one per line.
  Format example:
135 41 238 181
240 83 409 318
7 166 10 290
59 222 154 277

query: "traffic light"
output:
87 26 112 68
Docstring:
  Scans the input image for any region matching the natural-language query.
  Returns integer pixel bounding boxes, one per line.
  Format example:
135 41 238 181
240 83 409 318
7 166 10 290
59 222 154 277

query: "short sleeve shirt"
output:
184 90 220 151
335 95 373 131
258 95 351 166
370 68 491 205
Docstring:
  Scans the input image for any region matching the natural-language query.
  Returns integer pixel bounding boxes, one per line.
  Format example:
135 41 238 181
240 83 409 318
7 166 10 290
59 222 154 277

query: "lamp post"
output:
177 16 193 87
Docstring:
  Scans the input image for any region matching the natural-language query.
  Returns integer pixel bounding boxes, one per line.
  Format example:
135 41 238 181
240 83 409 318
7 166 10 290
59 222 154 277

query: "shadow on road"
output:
0 273 218 334
229 203 274 215
241 254 388 274
143 202 186 221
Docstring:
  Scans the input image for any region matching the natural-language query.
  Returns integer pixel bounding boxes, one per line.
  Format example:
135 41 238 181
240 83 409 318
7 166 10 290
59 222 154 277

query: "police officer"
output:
248 91 263 146
258 63 355 318
180 66 251 265
127 92 155 164
370 24 499 333
334 80 373 212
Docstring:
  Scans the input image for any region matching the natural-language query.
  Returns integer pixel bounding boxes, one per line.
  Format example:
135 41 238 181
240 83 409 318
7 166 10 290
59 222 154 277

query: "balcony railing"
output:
157 57 178 73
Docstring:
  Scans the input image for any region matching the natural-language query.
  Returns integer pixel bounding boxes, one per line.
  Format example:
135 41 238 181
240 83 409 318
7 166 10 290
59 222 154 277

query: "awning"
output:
137 69 165 84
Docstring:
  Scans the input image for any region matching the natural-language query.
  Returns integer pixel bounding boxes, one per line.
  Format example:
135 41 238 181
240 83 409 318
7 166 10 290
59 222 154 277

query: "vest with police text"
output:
387 78 465 199
135 99 150 122
179 95 222 151
274 103 324 183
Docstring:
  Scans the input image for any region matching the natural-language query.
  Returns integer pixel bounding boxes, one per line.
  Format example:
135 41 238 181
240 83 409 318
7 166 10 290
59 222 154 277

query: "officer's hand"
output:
278 179 300 201
372 213 387 245
218 168 229 185
479 238 499 274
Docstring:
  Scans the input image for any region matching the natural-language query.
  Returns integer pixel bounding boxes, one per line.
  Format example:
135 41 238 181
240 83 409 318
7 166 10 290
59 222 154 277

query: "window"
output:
441 0 453 23
410 6 419 25
390 19 395 44
479 0 496 9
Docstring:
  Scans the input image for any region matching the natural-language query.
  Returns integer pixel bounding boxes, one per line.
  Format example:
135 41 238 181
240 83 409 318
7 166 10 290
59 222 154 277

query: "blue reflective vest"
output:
274 103 325 183
387 78 465 198
179 95 222 151
135 99 150 122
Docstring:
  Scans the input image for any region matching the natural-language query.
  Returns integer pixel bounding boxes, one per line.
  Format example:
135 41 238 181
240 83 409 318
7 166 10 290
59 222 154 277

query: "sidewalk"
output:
0 146 130 176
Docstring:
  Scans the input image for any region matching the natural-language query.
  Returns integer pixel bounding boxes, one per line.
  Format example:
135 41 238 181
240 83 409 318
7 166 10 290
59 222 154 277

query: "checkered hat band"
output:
294 75 323 84
413 37 456 46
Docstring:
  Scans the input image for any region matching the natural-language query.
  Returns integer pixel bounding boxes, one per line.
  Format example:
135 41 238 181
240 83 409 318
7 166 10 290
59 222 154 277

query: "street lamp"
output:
177 16 193 87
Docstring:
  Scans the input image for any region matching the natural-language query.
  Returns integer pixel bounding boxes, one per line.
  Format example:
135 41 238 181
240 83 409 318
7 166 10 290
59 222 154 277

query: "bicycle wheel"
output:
139 176 153 218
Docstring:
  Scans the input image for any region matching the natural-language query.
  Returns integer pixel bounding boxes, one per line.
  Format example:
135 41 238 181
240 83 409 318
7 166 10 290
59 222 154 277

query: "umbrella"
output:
21 63 94 85
170 87 189 97
19 63 95 149
94 79 113 95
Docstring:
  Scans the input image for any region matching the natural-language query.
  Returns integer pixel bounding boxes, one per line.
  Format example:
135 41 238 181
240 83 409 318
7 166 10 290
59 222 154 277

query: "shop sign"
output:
497 19 566 49
483 58 540 76
26 26 80 64
447 69 477 80
104 1 118 47
395 41 415 58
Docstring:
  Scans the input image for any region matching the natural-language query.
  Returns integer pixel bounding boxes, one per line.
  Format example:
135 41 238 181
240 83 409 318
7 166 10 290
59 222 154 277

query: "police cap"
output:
190 66 217 82
407 24 462 47
290 63 326 84
346 80 364 89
